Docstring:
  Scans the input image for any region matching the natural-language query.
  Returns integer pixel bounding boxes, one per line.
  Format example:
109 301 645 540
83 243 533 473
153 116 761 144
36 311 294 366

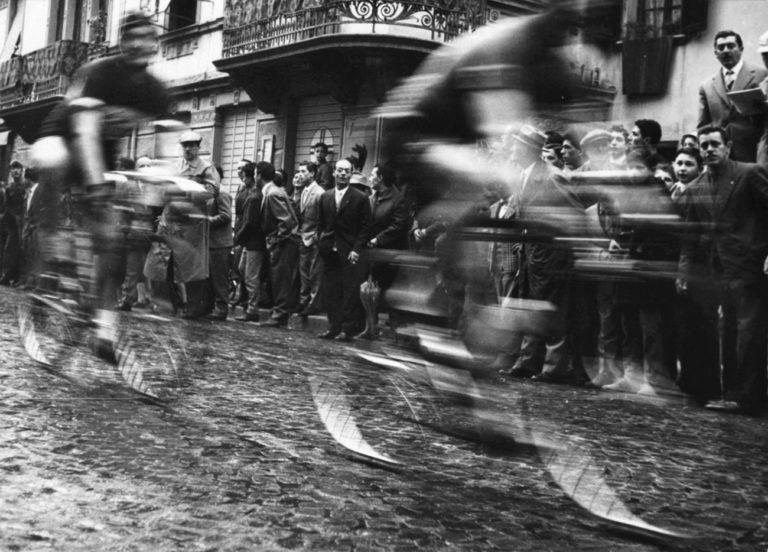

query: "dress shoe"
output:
317 330 340 339
259 319 287 328
235 310 259 322
531 371 586 386
704 399 752 414
506 366 535 379
117 301 132 312
334 332 354 342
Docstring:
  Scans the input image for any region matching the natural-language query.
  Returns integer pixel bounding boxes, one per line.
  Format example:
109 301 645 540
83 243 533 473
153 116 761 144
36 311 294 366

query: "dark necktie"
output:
725 70 735 91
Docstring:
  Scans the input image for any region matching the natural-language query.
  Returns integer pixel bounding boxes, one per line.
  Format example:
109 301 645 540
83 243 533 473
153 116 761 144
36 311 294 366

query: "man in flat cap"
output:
172 130 223 319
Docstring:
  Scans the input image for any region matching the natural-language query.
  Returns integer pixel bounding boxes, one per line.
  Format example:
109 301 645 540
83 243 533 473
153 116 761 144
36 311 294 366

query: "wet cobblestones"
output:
1 287 768 550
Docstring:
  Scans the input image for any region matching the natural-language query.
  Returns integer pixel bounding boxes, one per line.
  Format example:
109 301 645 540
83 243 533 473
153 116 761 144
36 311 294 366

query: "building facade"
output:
0 0 766 189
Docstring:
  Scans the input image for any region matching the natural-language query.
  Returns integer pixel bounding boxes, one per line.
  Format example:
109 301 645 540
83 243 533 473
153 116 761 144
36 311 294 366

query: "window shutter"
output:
622 36 674 95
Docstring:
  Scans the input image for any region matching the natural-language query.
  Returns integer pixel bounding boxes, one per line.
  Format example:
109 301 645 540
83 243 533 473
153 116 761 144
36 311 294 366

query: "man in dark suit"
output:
507 125 587 384
678 125 768 413
258 161 300 327
316 158 372 340
698 30 768 163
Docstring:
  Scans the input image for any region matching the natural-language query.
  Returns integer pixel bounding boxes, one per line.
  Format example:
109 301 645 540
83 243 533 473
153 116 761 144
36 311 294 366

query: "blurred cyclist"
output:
32 11 169 359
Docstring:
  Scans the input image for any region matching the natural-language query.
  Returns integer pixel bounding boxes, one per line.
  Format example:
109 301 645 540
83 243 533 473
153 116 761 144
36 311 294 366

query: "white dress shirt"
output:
334 185 348 208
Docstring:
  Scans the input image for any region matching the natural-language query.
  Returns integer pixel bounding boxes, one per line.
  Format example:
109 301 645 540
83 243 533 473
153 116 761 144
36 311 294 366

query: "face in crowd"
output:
610 130 627 161
236 162 249 182
561 139 581 168
680 135 698 150
334 159 353 188
629 125 645 148
585 140 611 167
9 164 23 182
699 131 731 168
540 147 560 167
673 152 701 184
714 33 743 70
370 166 383 192
136 156 152 171
315 145 328 162
298 164 313 186
181 141 200 163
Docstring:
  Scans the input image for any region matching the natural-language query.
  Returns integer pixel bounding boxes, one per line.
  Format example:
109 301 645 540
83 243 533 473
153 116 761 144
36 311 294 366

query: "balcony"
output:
0 40 104 141
0 40 103 110
221 0 485 58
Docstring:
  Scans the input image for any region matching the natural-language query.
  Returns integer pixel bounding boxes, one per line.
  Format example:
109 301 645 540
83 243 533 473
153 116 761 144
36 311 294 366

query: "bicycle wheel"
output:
17 294 83 369
113 312 186 401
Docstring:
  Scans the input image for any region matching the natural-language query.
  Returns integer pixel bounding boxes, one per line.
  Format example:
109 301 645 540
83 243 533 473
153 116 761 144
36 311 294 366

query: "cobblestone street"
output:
1 287 767 551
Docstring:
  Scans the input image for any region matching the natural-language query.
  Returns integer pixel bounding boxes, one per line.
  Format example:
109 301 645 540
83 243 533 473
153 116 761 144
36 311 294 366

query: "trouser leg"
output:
269 240 299 323
209 247 231 313
120 247 147 305
322 252 343 333
725 281 768 406
340 254 365 335
242 249 264 314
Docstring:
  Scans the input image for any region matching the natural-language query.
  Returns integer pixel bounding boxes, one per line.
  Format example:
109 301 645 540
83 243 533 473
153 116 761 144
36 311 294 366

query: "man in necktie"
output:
697 30 768 163
296 161 325 316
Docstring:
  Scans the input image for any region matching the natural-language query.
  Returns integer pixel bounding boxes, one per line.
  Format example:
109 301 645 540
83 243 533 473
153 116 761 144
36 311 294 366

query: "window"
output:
637 0 681 36
624 0 707 40
167 0 198 31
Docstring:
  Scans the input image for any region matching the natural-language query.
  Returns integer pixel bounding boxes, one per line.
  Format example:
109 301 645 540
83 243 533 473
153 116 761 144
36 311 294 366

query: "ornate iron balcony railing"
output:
222 0 486 58
0 40 103 111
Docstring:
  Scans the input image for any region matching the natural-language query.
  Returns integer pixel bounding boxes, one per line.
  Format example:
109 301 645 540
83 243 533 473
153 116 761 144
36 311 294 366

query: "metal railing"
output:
0 40 102 110
222 0 485 58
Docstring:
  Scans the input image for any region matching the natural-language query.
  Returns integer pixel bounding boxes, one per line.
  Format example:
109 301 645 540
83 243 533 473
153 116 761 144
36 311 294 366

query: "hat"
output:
512 125 547 151
349 171 371 188
759 30 768 53
179 130 202 144
580 129 612 150
9 159 23 168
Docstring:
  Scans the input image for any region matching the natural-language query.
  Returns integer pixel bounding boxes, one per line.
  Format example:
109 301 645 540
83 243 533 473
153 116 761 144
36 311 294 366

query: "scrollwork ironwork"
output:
222 0 486 56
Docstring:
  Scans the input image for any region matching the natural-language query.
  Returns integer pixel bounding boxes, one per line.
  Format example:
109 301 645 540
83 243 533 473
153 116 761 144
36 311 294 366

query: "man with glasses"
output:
678 125 768 413
698 30 768 163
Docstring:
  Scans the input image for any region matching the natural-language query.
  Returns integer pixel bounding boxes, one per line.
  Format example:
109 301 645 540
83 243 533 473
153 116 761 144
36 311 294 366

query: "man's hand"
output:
763 254 768 275
368 237 378 248
348 251 360 264
413 228 425 242
675 278 688 295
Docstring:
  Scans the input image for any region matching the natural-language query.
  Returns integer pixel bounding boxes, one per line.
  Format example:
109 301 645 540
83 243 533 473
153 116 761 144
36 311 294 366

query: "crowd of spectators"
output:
3 29 768 416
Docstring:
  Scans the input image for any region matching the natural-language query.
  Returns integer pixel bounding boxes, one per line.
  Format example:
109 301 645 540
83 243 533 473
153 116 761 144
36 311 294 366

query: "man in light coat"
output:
698 30 768 163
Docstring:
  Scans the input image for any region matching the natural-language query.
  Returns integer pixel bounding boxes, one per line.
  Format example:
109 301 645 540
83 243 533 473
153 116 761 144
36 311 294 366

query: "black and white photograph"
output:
1 0 768 550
